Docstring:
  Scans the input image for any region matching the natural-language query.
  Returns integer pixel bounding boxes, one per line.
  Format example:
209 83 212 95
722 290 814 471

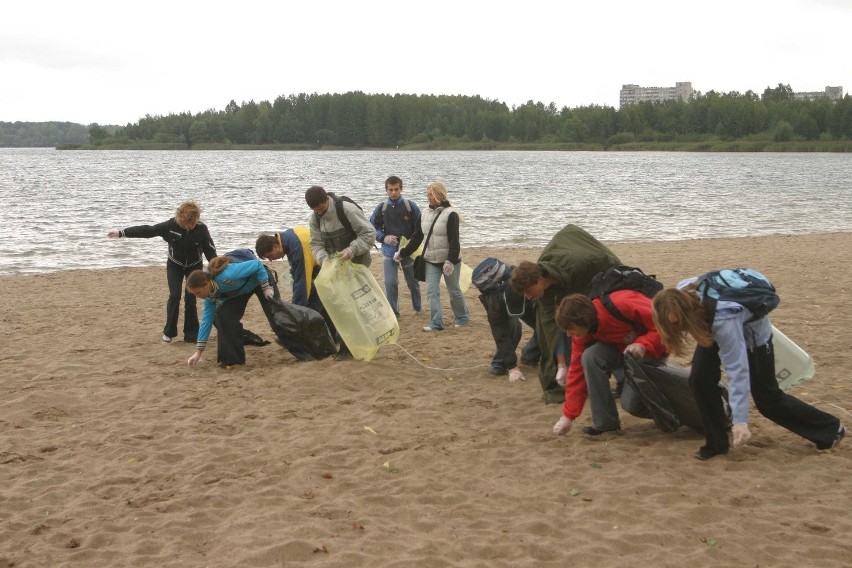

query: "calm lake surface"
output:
1 148 849 274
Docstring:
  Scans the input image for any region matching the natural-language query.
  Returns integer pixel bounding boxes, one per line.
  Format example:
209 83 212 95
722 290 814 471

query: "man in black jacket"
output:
473 258 540 382
107 200 217 343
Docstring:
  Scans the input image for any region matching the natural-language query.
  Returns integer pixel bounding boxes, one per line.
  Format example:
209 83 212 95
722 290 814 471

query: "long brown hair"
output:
186 256 231 290
651 287 714 356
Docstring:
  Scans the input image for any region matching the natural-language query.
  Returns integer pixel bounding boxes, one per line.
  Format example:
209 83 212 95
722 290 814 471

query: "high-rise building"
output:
619 82 693 106
794 86 844 102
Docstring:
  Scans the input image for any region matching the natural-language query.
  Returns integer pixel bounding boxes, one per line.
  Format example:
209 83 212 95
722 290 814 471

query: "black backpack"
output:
587 265 663 326
695 268 780 322
323 192 363 240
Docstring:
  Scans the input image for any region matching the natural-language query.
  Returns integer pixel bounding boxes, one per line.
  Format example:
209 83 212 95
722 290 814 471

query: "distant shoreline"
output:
54 140 852 152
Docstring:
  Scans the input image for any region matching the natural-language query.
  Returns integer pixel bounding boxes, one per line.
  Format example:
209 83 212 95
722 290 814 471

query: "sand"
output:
1 233 850 567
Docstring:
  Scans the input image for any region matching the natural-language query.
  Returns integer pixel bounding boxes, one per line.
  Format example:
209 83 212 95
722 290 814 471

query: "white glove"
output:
107 229 120 238
732 423 752 447
508 367 526 382
442 260 454 275
393 251 402 263
383 235 398 246
553 416 573 436
262 286 274 299
623 343 646 359
339 248 354 260
555 365 568 388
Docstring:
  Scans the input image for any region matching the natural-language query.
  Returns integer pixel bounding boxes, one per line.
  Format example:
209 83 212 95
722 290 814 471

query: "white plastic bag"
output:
772 325 815 392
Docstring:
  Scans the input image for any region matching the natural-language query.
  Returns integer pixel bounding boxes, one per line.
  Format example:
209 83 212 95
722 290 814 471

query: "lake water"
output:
0 148 849 274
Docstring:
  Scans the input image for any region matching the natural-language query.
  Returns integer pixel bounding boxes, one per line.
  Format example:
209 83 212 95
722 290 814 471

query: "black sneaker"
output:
489 367 508 376
817 424 846 450
582 425 621 436
694 445 729 461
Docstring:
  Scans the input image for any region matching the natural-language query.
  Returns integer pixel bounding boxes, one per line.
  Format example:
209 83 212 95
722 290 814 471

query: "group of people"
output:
108 191 845 461
106 176 471 363
502 224 844 459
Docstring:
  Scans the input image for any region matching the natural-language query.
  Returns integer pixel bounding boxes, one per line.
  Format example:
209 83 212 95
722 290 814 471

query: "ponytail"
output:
186 256 231 291
207 256 232 277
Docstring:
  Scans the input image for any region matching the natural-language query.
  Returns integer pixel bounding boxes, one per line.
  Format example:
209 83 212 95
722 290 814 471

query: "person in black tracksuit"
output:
475 260 540 378
107 200 217 343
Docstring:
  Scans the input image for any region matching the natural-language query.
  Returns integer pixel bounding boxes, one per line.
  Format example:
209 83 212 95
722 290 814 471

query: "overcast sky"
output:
2 0 850 125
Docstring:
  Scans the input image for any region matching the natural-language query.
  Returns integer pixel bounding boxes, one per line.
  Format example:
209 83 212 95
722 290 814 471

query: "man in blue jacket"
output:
255 228 322 313
369 175 422 318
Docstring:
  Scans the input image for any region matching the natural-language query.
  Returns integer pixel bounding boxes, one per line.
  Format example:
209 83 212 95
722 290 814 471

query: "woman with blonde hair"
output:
652 279 844 460
395 181 470 331
107 201 217 343
185 255 274 368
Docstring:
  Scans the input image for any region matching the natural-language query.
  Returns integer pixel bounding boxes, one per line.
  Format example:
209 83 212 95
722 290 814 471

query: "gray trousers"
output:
582 342 651 431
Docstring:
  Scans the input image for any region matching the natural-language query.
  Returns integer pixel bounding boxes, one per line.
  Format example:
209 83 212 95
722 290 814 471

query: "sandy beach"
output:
1 232 850 567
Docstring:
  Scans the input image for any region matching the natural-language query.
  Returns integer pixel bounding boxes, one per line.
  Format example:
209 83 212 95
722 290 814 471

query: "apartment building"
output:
794 86 844 102
619 82 693 106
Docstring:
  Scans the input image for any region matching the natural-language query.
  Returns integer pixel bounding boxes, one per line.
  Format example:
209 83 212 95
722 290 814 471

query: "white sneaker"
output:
162 334 172 343
422 326 441 332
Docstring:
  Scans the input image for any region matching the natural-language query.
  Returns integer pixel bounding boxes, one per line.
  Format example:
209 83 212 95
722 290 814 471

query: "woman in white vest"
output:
395 182 470 331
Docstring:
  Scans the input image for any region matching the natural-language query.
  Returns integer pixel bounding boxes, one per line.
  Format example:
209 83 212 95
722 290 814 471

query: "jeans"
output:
165 262 200 341
583 342 655 431
383 255 422 316
424 260 470 330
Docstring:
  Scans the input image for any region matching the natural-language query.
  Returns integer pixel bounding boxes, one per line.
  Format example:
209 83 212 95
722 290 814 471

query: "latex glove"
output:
262 286 274 299
732 423 752 447
553 416 573 436
555 365 568 388
187 351 203 367
392 251 402 263
442 260 454 275
339 248 354 261
508 367 526 382
623 343 646 359
107 229 120 238
383 235 398 246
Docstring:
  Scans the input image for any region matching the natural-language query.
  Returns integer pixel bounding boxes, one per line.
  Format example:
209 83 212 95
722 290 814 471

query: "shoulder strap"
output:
319 194 355 238
601 293 635 326
381 199 412 214
422 209 444 253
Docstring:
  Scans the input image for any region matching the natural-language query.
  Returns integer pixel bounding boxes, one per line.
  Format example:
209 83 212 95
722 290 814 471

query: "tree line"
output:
5 84 851 149
0 121 91 148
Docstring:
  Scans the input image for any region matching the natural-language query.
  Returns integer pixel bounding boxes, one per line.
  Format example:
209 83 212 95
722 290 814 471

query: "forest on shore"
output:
4 84 851 152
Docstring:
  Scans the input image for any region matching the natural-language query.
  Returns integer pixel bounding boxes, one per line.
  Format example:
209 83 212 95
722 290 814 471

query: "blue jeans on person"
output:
583 342 652 431
383 255 422 316
424 260 470 330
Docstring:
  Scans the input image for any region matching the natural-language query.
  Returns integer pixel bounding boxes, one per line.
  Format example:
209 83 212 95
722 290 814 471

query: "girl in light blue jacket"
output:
186 256 273 368
652 282 843 461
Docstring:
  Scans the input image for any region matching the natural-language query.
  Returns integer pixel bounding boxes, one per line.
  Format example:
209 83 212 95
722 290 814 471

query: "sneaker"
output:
422 326 442 332
454 322 469 328
694 445 729 461
582 425 621 436
489 367 508 376
162 335 173 343
818 424 846 450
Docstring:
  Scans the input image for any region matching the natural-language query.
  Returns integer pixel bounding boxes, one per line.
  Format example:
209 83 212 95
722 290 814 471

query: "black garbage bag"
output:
623 355 707 433
265 297 337 361
242 328 271 346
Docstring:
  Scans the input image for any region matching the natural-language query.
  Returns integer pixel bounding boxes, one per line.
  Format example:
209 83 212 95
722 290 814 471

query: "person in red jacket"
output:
552 290 668 437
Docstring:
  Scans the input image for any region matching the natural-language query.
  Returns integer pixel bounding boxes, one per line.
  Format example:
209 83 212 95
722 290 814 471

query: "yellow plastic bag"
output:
399 237 471 292
314 256 399 361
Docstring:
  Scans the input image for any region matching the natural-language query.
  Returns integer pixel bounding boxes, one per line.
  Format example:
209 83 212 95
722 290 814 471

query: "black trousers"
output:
690 339 840 451
216 293 253 365
165 262 200 341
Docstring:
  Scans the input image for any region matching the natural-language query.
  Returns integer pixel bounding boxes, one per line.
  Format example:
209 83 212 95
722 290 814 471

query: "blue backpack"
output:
695 268 780 321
